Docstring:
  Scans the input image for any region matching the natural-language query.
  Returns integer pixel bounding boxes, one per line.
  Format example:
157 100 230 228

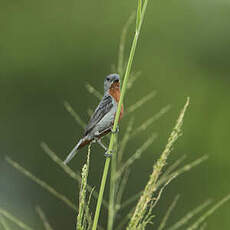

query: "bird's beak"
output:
113 78 120 83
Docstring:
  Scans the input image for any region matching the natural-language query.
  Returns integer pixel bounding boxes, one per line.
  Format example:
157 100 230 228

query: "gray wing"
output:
84 94 113 136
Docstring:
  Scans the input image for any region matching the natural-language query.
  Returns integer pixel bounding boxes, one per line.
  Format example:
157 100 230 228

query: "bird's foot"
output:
111 126 119 134
97 139 108 151
104 150 113 158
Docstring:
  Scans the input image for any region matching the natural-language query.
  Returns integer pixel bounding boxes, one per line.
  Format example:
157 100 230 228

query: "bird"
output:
64 73 124 164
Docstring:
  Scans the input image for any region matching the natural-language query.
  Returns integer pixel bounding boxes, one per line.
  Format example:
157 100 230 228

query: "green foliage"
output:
127 98 190 229
77 146 91 230
2 1 230 230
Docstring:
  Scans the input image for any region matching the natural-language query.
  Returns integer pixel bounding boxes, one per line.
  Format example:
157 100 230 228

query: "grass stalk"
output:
63 101 86 128
124 90 157 117
0 209 33 230
0 215 11 230
116 169 131 211
40 142 109 208
92 1 149 229
157 195 180 230
187 193 230 230
85 83 102 100
167 200 212 230
157 155 208 189
41 142 82 182
141 176 176 227
162 155 187 178
117 117 134 164
77 146 91 230
116 133 157 179
117 12 135 76
107 136 117 230
120 155 207 211
35 206 53 230
126 71 141 90
130 105 171 137
5 157 77 211
127 98 190 229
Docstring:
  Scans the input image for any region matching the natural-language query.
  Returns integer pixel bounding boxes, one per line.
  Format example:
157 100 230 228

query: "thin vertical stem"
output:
92 159 111 230
108 136 117 230
92 1 149 229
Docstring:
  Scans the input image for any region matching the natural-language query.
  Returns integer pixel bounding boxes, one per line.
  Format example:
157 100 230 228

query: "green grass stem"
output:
118 117 134 164
117 12 135 76
0 215 11 230
157 155 208 189
0 209 33 230
77 146 91 230
187 193 230 230
92 1 149 229
130 105 171 137
40 142 108 208
85 83 102 100
35 206 53 230
64 101 86 128
158 195 180 230
116 133 157 179
5 157 77 211
127 98 190 229
167 200 212 230
123 90 157 117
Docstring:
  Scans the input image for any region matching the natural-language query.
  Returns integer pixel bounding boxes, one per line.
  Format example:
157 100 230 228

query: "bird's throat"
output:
109 82 124 121
109 82 120 102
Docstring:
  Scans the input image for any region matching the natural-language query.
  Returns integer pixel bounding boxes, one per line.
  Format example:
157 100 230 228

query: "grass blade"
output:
0 209 33 230
131 105 171 137
117 13 136 76
85 83 102 100
64 101 86 128
126 71 141 90
40 142 108 208
142 176 176 228
157 195 180 230
187 194 230 230
35 206 53 230
163 155 187 177
92 0 150 228
6 157 77 211
157 155 208 189
41 142 81 181
116 169 131 211
118 117 134 164
167 200 212 230
116 133 157 179
0 215 11 230
127 98 190 229
77 145 91 230
120 191 142 211
124 90 157 117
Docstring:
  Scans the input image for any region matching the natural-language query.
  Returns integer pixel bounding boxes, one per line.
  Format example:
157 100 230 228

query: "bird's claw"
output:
111 126 119 134
104 150 113 158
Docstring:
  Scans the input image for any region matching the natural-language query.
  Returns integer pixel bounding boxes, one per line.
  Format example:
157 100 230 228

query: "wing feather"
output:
84 94 113 136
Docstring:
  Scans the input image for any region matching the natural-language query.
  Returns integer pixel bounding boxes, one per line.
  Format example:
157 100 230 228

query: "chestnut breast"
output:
109 82 124 121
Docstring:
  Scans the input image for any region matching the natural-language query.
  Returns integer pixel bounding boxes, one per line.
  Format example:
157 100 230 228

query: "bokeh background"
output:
1 0 230 229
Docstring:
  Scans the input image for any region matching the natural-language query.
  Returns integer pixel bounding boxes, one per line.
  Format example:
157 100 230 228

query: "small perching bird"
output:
64 74 124 164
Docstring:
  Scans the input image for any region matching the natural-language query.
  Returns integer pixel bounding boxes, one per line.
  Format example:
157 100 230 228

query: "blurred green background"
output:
1 0 230 229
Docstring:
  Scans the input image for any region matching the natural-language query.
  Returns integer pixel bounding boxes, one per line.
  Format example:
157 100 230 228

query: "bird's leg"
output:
111 126 119 134
97 139 108 151
96 138 113 157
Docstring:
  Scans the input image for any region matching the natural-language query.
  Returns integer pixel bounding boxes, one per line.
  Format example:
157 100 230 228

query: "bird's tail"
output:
64 139 83 164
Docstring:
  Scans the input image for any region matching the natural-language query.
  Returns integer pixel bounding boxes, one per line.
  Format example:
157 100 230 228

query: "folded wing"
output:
84 94 113 136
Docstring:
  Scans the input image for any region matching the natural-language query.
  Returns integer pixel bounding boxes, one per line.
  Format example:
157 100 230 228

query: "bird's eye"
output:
106 77 110 81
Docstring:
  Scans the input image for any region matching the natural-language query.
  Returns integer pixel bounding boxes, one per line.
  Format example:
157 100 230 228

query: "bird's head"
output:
104 74 120 92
